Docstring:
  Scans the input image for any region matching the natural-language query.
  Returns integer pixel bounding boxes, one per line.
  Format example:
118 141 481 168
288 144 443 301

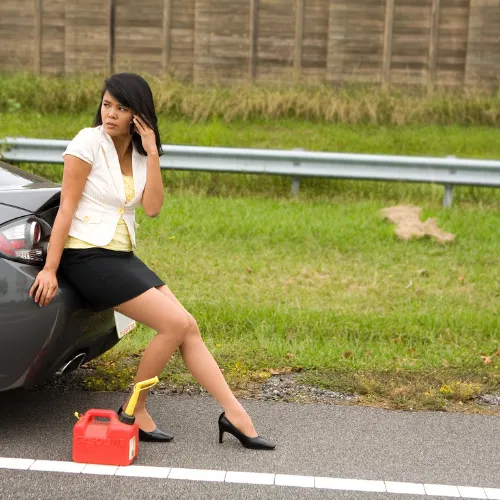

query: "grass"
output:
1 72 500 126
85 194 500 412
1 78 499 412
2 110 500 159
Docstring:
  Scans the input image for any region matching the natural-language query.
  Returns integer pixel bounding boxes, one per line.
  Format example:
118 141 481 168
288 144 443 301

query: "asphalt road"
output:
0 389 499 499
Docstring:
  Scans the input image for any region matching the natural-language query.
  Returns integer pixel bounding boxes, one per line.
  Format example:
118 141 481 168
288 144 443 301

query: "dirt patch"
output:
280 267 331 287
29 368 500 415
381 205 455 244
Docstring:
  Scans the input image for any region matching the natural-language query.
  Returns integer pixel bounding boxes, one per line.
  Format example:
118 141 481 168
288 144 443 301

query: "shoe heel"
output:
217 412 275 450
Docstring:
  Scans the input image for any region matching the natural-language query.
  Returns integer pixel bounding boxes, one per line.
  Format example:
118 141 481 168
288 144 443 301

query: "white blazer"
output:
62 125 148 249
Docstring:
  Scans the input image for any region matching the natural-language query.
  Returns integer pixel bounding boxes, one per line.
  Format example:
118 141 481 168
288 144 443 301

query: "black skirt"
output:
59 248 164 312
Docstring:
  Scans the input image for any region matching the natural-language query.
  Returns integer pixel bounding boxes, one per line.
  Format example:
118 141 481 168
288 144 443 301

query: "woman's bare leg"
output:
156 285 257 437
115 287 191 432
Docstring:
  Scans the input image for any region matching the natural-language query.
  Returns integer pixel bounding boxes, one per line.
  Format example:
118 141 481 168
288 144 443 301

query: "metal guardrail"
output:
2 137 500 207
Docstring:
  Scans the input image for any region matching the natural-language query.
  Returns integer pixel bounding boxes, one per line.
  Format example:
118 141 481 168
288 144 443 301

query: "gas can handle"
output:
124 376 159 416
83 409 119 422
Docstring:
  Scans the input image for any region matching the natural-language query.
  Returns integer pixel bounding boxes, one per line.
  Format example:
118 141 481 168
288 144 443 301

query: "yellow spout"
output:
124 377 159 417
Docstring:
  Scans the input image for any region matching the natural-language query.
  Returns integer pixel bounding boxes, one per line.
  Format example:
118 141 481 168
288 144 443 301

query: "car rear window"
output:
0 161 48 191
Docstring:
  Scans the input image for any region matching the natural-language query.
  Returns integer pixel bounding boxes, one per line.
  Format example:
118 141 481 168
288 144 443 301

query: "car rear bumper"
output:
0 257 119 391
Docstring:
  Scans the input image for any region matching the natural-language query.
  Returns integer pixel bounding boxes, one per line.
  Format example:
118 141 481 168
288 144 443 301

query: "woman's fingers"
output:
39 287 50 307
30 270 58 306
132 117 143 136
133 115 145 126
43 284 56 307
133 116 156 155
133 115 152 132
32 281 58 306
29 278 39 298
132 116 144 131
35 283 50 305
34 282 44 304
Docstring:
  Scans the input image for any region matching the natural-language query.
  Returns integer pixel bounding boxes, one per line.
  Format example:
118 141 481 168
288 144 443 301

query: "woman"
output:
29 73 275 450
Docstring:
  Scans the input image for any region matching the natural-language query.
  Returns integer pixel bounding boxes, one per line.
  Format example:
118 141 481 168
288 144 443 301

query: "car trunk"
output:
0 161 60 226
0 161 117 391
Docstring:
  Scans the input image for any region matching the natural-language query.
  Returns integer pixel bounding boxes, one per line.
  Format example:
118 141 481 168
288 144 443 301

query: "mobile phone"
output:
129 121 135 135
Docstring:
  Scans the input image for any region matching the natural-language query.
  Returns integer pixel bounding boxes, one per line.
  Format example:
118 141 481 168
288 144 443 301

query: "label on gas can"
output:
129 436 137 460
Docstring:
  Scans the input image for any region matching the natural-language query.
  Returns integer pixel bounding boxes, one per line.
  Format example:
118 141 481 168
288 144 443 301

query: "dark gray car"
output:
0 161 119 392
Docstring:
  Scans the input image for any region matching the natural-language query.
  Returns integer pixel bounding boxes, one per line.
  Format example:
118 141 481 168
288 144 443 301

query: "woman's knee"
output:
184 313 201 339
160 309 191 339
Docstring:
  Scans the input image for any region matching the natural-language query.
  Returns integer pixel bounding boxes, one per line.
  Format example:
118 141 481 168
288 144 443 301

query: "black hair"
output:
93 73 163 157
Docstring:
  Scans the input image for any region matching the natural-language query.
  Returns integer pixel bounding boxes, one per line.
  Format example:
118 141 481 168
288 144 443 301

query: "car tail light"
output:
0 217 49 264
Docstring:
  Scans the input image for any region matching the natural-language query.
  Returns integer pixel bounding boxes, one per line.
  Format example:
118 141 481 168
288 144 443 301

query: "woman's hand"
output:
29 269 58 307
133 115 157 156
136 114 163 217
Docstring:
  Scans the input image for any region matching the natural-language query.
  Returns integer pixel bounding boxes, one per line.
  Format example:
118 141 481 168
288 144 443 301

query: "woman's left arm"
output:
134 115 164 217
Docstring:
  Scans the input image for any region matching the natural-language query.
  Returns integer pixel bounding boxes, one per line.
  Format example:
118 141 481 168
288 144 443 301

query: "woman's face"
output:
101 90 134 137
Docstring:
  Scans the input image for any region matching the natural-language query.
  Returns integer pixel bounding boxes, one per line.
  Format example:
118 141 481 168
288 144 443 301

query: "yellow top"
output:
65 175 135 251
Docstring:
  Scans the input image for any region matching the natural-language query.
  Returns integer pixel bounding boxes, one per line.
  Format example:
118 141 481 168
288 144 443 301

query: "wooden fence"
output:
0 0 499 87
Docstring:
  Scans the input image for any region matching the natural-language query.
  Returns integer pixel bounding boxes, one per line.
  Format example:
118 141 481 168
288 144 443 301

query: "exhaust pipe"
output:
55 353 86 376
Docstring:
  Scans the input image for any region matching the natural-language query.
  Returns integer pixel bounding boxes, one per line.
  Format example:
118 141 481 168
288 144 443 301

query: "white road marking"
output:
169 467 226 482
225 471 275 485
385 481 426 495
29 460 85 474
0 456 499 498
0 457 34 470
424 484 461 497
81 464 119 475
458 486 488 499
116 465 171 478
315 477 386 492
275 474 315 488
485 489 500 500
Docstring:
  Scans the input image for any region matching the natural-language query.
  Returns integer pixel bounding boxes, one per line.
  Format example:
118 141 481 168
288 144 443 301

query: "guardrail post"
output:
291 177 301 195
443 155 456 208
291 148 304 196
443 184 453 208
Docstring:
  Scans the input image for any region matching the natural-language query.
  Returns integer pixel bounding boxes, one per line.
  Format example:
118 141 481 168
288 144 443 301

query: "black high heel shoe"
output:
117 407 174 442
218 412 276 450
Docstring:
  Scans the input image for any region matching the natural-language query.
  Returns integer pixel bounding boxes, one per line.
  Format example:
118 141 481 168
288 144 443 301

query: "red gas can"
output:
72 409 139 466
